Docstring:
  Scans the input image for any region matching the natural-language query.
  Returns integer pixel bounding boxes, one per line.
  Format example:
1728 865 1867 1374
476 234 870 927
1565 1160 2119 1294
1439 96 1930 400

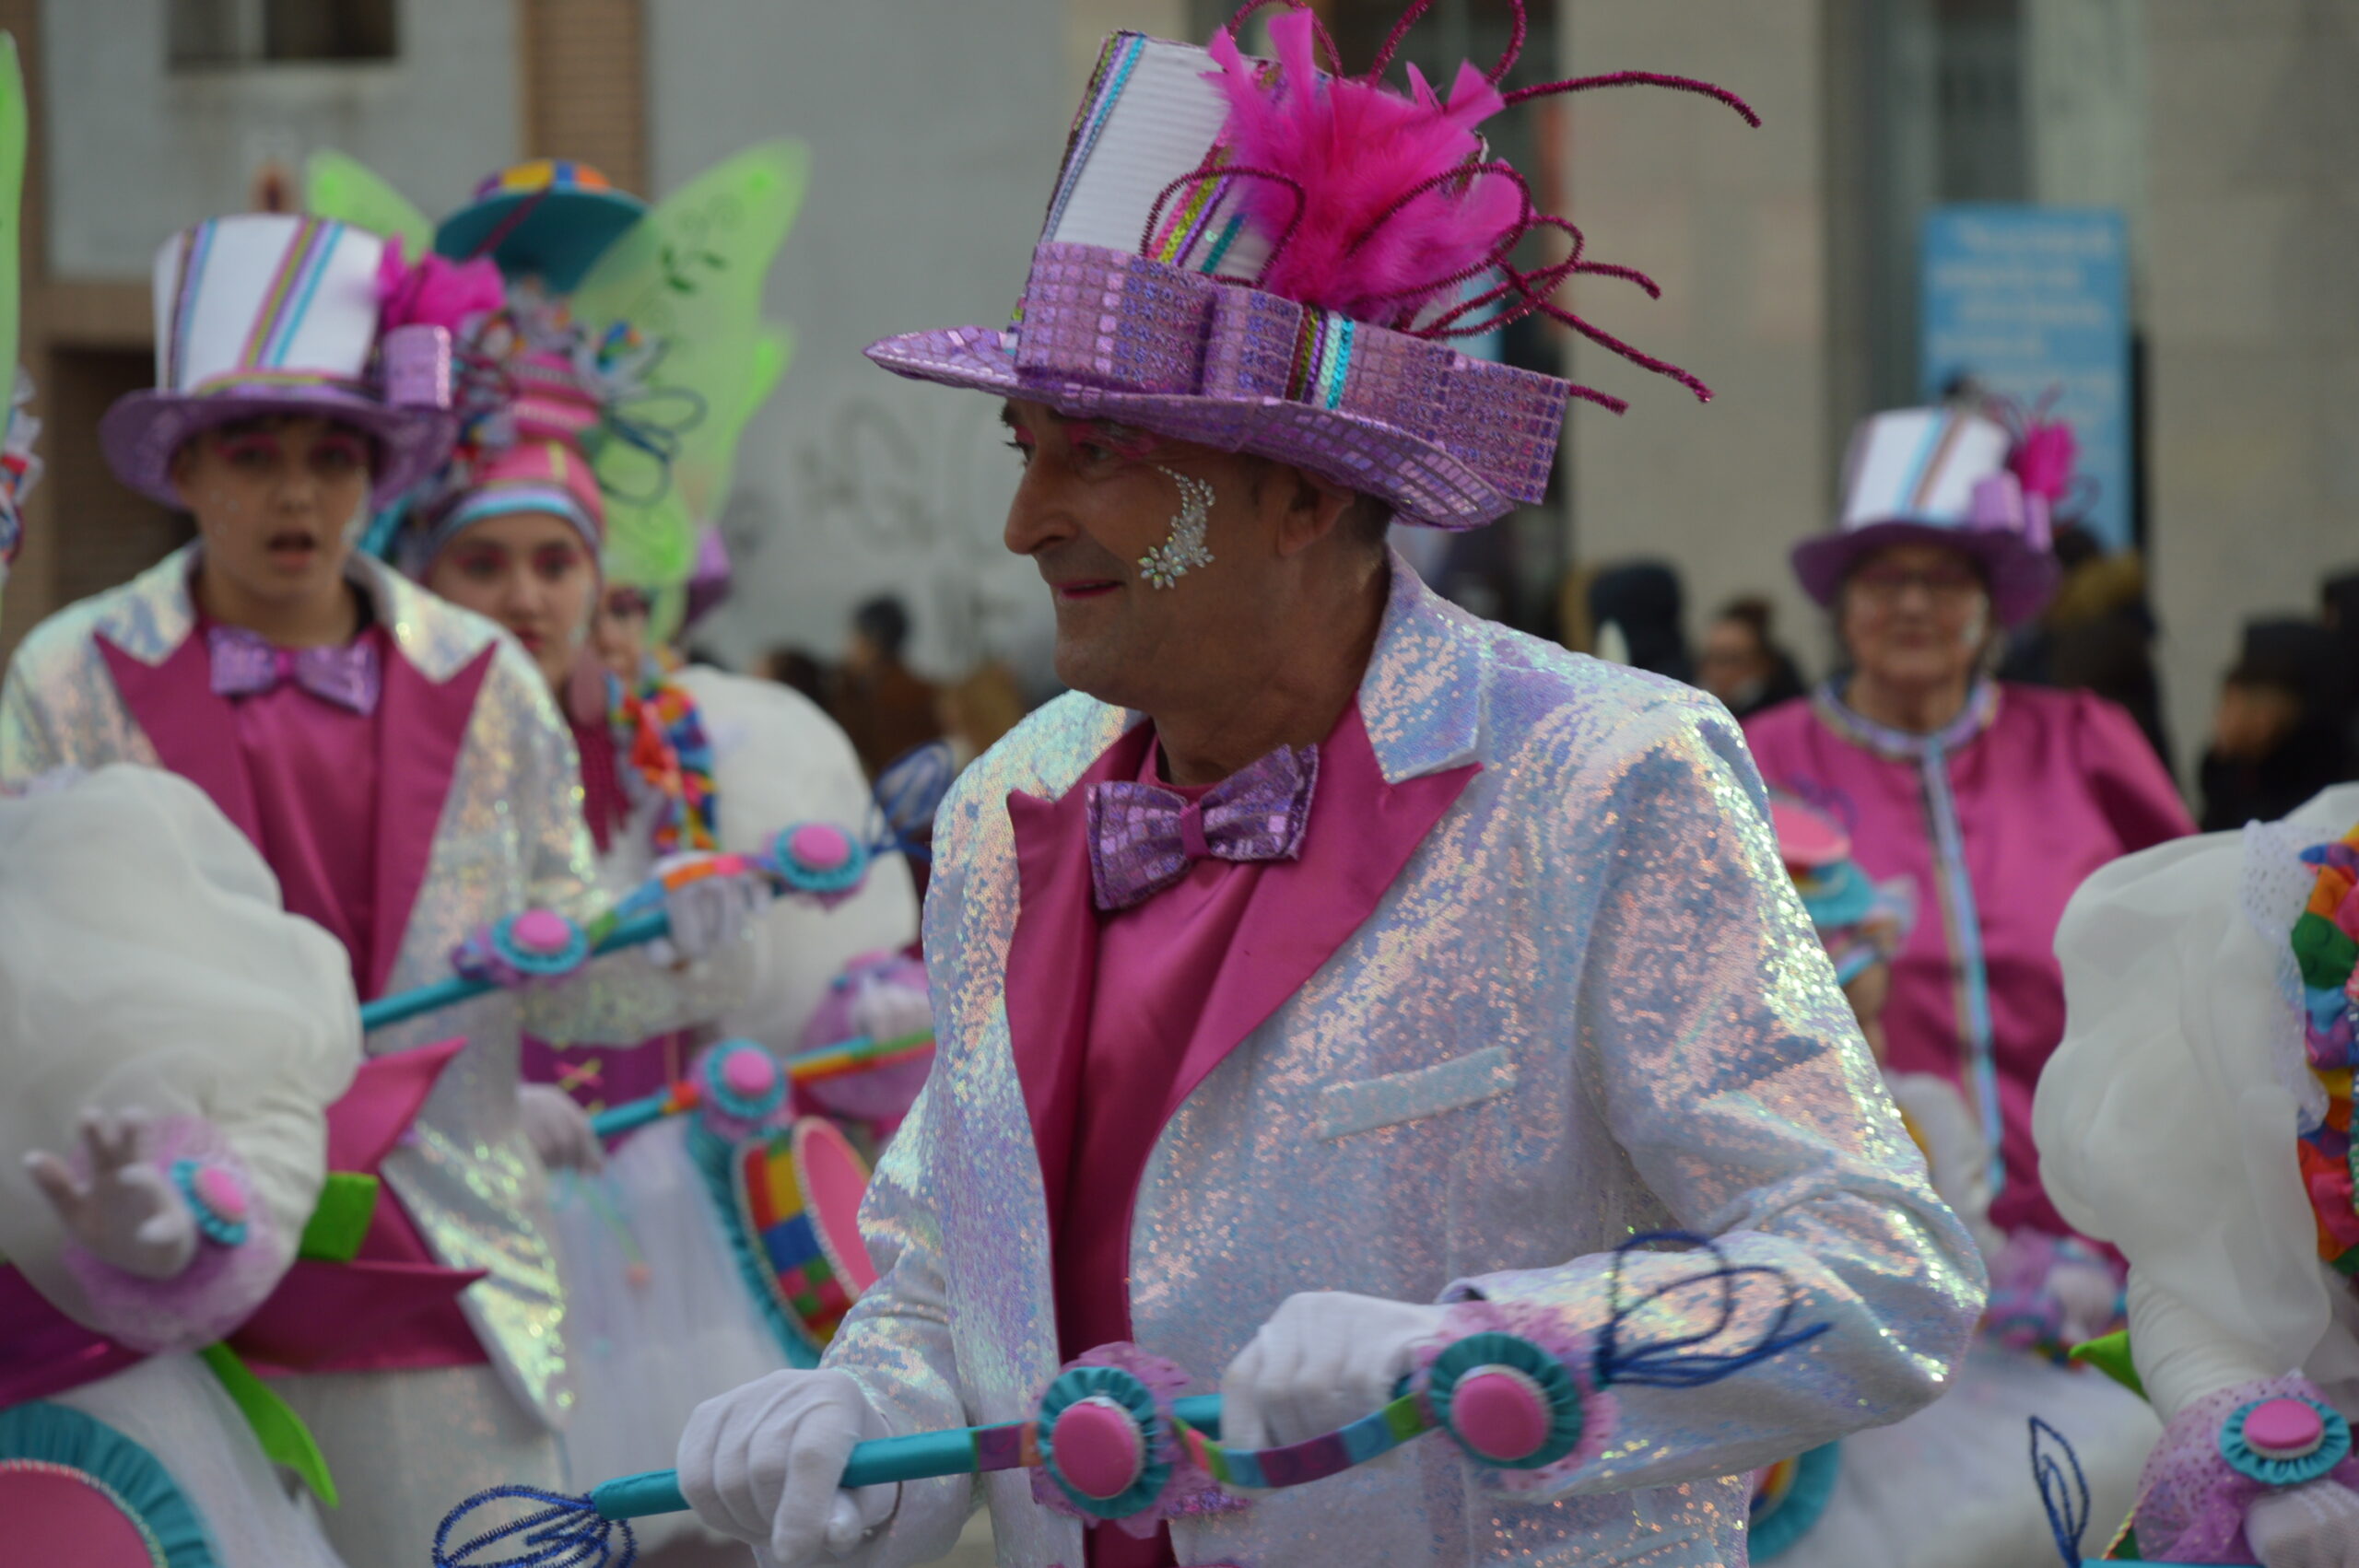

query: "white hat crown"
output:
152 213 387 395
1837 408 2013 532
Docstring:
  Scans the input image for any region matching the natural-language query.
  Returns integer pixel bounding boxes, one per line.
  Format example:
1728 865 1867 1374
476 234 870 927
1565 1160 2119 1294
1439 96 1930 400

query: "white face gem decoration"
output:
1138 466 1215 590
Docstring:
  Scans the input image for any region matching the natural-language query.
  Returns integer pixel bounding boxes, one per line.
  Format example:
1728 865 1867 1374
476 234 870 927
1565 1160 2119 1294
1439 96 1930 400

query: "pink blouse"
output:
1744 682 2192 1236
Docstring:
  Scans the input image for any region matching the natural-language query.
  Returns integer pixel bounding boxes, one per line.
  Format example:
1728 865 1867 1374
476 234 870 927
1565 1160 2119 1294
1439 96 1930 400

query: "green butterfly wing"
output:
569 140 808 593
0 32 27 392
304 150 432 252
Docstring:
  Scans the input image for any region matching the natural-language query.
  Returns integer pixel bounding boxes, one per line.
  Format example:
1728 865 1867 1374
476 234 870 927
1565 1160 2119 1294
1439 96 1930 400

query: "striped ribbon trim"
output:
1283 311 1356 411
1806 679 2006 1188
186 369 370 397
1044 33 1147 241
1147 144 1235 271
1179 1389 1431 1490
163 221 217 389
240 217 336 370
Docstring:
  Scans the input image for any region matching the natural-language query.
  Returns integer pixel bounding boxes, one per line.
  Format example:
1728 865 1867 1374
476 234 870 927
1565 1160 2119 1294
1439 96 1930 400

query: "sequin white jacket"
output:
825 562 1985 1568
0 545 739 1427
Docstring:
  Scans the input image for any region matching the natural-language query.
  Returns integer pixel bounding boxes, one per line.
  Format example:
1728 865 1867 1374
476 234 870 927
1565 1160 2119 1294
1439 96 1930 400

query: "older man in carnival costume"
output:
2037 777 2359 1568
0 210 764 1568
676 12 1983 1568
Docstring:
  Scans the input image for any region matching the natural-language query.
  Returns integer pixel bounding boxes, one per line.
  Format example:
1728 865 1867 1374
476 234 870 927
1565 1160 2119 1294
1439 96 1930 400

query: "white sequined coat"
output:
0 544 736 1429
825 561 1984 1567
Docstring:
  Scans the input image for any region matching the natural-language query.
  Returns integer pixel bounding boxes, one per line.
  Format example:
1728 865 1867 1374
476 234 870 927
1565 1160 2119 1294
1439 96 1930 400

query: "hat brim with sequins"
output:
866 18 1755 532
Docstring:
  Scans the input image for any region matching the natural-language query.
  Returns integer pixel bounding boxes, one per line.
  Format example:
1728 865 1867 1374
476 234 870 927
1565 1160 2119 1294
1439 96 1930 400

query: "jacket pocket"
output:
1316 1046 1516 1140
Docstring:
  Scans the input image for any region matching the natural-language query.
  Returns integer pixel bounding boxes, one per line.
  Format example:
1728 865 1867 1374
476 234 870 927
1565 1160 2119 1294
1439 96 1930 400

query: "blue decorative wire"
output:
431 1482 637 1568
2030 1416 2090 1568
869 740 957 865
1595 1232 1832 1391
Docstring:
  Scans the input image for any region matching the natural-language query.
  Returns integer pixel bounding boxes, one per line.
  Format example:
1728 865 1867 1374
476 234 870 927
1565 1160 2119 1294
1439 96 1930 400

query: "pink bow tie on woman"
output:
205 624 382 715
1086 743 1319 911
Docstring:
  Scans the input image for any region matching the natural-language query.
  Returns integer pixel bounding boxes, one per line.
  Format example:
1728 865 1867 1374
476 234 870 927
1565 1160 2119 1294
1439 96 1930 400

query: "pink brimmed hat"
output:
99 214 456 509
865 4 1757 530
408 345 608 568
1790 405 2067 626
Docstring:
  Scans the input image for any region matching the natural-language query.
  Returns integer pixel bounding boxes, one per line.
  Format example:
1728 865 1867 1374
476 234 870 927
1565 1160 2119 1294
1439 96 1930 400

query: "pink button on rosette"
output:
788 824 852 872
1050 1397 1145 1502
2245 1397 2329 1460
191 1162 249 1223
510 908 576 955
721 1047 778 1100
1449 1366 1553 1464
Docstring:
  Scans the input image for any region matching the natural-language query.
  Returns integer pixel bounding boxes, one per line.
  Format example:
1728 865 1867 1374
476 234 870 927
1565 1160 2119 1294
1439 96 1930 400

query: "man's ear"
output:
1270 462 1356 560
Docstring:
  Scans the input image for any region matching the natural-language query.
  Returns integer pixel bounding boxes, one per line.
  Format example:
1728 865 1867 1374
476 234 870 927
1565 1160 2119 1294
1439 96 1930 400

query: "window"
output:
170 0 398 68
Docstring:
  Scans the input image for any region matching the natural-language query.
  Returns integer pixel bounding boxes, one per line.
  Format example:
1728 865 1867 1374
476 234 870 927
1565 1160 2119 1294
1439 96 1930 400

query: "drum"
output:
1747 1442 1838 1562
0 1400 214 1567
720 1117 880 1362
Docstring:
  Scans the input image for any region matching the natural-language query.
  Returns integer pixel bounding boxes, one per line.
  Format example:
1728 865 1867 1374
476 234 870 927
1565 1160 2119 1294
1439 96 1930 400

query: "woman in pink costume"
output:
1744 405 2191 1243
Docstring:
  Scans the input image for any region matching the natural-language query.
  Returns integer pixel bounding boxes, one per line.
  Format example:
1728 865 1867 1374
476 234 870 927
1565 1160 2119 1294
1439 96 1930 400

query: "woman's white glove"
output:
1220 1291 1451 1450
845 970 933 1047
25 1109 196 1280
2248 1479 2359 1568
678 1367 898 1565
652 851 769 965
517 1082 604 1175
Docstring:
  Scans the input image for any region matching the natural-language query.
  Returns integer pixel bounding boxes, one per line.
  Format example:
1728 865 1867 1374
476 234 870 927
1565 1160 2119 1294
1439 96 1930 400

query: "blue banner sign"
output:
1920 205 2131 550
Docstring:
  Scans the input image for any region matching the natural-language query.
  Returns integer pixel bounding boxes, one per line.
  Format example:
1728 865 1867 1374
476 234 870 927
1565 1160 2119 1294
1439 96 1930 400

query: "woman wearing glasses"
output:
1744 405 2191 1258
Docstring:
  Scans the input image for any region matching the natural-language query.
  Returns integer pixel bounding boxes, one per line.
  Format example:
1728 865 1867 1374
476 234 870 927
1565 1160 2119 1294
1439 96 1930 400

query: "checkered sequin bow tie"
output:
205 625 382 715
1086 743 1319 912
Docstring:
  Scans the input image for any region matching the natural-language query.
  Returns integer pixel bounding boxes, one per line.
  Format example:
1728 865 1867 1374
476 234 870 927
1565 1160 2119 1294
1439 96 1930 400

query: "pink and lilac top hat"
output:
864 4 1757 531
98 213 457 509
1790 405 2069 626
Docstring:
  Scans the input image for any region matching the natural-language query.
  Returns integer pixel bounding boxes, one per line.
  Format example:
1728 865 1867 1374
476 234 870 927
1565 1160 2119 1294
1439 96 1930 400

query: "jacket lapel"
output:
96 630 263 846
1003 722 1153 1231
1159 701 1475 1125
367 641 495 1000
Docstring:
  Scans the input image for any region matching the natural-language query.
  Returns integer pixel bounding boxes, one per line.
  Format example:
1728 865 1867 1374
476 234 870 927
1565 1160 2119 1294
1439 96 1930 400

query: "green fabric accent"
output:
296 1172 379 1262
2293 911 2356 992
198 1343 338 1508
2067 1330 2146 1399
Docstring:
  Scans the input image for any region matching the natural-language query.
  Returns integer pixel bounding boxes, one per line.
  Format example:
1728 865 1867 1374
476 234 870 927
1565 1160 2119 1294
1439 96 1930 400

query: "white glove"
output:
2048 1256 2122 1346
847 973 933 1047
1220 1292 1450 1450
2248 1479 2359 1568
678 1368 898 1565
25 1109 198 1280
653 852 769 965
517 1082 604 1174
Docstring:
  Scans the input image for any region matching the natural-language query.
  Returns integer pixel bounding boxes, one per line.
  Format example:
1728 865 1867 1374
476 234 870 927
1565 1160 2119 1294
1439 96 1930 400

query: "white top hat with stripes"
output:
99 213 455 509
1791 405 2061 626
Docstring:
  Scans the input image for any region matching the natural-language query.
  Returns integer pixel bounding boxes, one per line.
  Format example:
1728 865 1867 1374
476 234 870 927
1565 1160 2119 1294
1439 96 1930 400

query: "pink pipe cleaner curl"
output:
1191 0 1758 405
377 239 507 336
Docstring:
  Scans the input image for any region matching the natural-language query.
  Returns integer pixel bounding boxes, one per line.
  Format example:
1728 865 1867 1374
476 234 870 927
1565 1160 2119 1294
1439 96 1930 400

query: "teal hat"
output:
433 160 647 293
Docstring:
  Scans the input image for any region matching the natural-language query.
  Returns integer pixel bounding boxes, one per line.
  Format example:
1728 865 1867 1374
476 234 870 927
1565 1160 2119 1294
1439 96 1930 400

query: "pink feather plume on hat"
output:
1203 12 1523 327
375 240 507 336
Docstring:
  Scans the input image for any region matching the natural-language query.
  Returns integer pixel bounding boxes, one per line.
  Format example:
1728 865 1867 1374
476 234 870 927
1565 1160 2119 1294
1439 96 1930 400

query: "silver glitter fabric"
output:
822 556 1985 1567
0 544 742 1438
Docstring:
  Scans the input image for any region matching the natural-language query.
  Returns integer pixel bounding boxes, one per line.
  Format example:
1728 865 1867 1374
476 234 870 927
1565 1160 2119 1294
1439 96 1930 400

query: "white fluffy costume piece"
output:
0 765 361 1566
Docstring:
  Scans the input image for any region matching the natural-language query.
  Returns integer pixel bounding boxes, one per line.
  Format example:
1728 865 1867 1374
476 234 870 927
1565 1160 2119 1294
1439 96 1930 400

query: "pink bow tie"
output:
1086 743 1319 912
206 625 381 715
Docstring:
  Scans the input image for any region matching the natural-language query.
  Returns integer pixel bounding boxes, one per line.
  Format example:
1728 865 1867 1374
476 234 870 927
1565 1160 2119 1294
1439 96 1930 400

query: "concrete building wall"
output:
649 0 1132 689
38 0 519 280
1560 0 1837 673
2142 0 2359 775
